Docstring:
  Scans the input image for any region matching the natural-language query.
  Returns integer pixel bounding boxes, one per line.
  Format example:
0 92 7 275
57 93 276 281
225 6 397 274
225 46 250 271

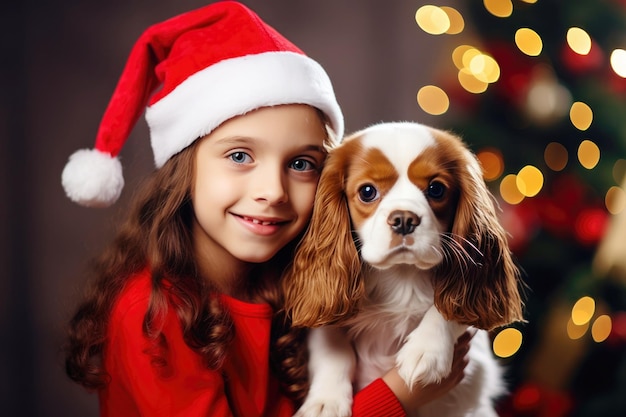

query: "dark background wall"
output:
0 1 449 415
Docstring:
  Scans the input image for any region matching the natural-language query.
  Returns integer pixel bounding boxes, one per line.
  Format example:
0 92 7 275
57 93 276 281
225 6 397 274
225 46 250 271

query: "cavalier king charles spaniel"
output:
283 122 525 417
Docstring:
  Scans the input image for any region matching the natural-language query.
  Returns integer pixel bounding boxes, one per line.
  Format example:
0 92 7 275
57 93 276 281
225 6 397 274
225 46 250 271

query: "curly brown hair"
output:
64 134 314 403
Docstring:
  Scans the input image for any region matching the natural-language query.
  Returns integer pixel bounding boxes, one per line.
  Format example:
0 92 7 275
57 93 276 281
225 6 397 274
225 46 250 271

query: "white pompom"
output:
61 149 124 207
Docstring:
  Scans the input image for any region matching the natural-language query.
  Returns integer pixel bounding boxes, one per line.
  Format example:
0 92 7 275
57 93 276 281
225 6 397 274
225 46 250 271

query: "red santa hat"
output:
62 1 344 207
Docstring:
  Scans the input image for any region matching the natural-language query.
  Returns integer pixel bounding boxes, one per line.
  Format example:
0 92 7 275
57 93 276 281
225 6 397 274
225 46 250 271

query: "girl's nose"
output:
254 167 288 205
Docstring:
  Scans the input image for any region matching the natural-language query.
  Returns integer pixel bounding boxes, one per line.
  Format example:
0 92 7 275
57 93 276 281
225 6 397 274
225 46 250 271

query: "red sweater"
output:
99 270 406 417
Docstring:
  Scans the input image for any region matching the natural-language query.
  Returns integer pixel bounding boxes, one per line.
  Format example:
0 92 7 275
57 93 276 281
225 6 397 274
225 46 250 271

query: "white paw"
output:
294 394 352 417
396 338 453 389
294 375 353 417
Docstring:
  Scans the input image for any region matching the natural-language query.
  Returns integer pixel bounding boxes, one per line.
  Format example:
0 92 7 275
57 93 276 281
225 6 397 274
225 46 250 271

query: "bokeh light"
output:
567 318 589 340
591 315 612 343
452 45 475 69
500 174 525 204
516 165 544 197
513 384 542 411
493 328 523 358
572 296 595 325
415 5 450 35
526 75 572 123
578 139 600 169
458 68 489 93
461 46 482 69
484 0 513 18
469 53 500 83
452 46 499 93
570 101 593 131
544 142 568 171
605 186 626 215
477 148 505 181
566 27 592 55
575 208 607 245
417 85 449 115
515 28 543 56
613 159 626 183
610 49 626 78
441 6 464 34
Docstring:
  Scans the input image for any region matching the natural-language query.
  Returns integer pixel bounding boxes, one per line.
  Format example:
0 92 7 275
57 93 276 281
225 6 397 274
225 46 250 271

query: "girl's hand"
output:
382 330 474 412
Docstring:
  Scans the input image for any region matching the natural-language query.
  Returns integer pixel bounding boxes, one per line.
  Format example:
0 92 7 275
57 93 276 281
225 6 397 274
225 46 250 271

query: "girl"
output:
61 2 471 416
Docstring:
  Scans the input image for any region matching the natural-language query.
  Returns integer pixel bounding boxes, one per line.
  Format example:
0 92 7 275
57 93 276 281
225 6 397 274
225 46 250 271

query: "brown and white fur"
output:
283 122 524 417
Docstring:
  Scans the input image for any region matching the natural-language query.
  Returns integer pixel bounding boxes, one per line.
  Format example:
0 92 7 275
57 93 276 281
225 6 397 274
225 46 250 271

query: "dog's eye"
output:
358 184 379 203
427 181 447 200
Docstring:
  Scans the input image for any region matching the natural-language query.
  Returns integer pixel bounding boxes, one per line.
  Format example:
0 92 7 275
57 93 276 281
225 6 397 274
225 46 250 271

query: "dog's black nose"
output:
387 210 420 235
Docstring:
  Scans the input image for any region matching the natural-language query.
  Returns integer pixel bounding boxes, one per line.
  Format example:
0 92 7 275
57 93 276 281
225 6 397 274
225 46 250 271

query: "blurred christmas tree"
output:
415 1 626 416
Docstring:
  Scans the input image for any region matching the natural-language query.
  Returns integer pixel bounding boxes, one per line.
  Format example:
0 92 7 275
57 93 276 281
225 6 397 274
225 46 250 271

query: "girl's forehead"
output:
200 106 328 148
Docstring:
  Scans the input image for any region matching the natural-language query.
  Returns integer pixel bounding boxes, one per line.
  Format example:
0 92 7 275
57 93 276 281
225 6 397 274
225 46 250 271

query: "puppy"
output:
283 122 524 417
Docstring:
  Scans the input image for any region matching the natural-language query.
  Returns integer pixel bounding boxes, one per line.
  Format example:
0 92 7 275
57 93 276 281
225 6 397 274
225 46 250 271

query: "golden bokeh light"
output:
484 0 513 18
453 46 500 92
567 318 589 340
493 328 523 358
417 85 450 115
610 49 626 78
452 45 475 70
605 186 626 215
544 142 568 171
458 68 489 93
441 6 464 34
570 101 593 131
515 28 543 56
461 47 482 69
500 174 525 204
477 148 505 181
516 165 544 197
566 27 592 55
520 0 537 3
415 5 450 35
591 315 612 343
572 296 595 326
469 54 501 83
578 139 600 169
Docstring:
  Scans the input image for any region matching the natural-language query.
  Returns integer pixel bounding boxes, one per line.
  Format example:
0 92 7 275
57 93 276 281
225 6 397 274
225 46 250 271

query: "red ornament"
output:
533 196 573 239
508 382 574 417
531 174 608 244
574 207 608 246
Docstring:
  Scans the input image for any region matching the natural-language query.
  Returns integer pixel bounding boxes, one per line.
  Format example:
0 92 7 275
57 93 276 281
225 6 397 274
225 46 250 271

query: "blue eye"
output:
229 152 252 164
358 184 379 203
427 180 446 200
290 159 316 172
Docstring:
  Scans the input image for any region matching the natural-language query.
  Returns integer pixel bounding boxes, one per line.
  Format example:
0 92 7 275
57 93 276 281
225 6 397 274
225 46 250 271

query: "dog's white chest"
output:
346 266 435 389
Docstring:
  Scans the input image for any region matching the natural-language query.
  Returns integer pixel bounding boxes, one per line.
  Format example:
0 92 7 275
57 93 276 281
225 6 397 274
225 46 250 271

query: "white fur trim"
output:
61 149 124 208
145 51 343 167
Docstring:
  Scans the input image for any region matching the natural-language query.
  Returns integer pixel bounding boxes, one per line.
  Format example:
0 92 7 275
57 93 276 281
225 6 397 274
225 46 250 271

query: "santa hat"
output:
62 1 343 207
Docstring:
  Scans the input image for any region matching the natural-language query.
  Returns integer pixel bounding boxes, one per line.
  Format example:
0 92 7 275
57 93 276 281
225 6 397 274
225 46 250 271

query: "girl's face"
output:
192 104 328 270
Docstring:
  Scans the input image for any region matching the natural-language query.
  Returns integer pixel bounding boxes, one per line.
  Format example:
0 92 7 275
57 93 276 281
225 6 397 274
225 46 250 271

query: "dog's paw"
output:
396 339 454 389
294 377 353 417
294 396 353 417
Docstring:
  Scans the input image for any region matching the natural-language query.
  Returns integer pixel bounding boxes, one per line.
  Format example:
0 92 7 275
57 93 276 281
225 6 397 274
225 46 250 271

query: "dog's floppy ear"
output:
282 140 364 328
432 131 524 330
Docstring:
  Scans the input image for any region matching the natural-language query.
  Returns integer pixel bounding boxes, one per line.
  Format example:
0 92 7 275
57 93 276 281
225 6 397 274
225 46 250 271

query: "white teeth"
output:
245 216 274 226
